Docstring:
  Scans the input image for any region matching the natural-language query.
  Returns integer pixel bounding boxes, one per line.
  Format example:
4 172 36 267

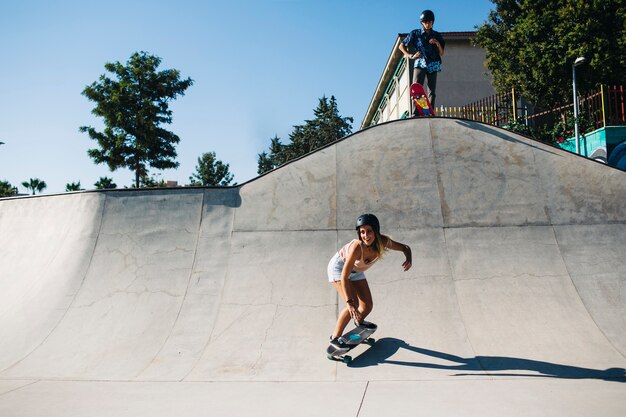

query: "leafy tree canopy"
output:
0 180 17 197
189 151 235 187
80 51 193 187
474 0 626 108
257 95 353 174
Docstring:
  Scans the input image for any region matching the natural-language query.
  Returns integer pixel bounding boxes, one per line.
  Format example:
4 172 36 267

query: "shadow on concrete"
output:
348 338 626 382
455 120 560 156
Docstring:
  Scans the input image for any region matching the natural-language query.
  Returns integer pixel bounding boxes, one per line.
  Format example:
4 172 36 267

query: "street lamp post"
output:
572 56 586 155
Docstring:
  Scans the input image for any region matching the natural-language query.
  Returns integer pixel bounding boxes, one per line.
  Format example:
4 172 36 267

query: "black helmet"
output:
355 213 380 235
420 9 435 22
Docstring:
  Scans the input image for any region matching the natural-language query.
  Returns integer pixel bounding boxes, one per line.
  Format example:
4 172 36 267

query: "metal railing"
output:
438 89 516 127
439 85 626 134
603 85 626 126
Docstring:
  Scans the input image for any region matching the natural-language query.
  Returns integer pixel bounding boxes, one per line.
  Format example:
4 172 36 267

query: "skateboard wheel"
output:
365 338 375 345
327 354 352 363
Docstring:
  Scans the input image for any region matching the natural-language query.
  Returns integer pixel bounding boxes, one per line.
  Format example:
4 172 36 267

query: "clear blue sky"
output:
0 0 495 194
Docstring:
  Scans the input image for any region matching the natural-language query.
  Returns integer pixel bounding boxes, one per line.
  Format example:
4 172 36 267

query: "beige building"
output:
362 32 495 128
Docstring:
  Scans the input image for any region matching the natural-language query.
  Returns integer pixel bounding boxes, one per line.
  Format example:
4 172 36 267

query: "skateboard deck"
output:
410 83 435 117
327 322 377 363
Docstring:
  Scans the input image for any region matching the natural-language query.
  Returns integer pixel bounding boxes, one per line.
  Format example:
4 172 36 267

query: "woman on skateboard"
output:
328 213 412 350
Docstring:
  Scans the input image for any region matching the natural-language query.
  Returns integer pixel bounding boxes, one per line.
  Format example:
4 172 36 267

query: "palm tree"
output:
94 176 117 189
65 181 83 192
21 178 47 195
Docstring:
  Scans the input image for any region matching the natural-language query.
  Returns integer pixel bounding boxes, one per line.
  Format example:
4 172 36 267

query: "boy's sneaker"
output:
357 320 377 330
329 336 350 352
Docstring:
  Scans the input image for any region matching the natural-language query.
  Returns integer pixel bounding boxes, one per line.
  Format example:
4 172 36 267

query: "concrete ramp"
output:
1 118 625 416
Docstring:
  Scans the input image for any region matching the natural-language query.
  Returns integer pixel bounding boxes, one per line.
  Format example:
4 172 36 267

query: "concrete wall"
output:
1 118 625 416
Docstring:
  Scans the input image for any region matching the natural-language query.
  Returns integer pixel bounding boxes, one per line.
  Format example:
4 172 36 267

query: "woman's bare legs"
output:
331 279 373 338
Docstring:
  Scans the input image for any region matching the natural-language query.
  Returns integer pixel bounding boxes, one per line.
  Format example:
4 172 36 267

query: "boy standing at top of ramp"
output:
399 9 445 112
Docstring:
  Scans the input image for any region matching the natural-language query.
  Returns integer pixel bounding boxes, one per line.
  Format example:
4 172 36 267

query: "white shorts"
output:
327 252 366 282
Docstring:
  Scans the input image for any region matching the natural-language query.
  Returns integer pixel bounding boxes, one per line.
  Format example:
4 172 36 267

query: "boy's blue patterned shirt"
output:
402 28 445 73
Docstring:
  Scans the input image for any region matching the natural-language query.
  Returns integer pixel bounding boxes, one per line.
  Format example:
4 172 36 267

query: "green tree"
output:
189 151 235 186
474 0 626 108
80 51 193 188
0 180 17 197
133 174 166 188
21 178 47 195
94 176 117 189
257 135 290 174
257 96 353 174
65 181 83 192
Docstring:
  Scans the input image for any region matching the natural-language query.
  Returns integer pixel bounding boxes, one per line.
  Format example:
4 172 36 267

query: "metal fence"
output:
439 85 626 134
603 85 626 126
438 89 516 128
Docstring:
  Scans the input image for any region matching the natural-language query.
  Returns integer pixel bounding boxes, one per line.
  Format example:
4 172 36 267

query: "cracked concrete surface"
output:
1 118 625 416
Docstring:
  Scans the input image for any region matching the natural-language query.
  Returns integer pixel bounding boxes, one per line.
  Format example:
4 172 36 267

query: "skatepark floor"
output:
1 118 625 416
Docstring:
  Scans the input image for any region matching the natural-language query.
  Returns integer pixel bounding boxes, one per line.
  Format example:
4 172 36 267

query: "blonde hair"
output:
358 228 389 258
375 234 391 258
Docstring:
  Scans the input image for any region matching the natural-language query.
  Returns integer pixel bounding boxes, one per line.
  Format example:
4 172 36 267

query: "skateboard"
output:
410 83 435 117
326 322 377 363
